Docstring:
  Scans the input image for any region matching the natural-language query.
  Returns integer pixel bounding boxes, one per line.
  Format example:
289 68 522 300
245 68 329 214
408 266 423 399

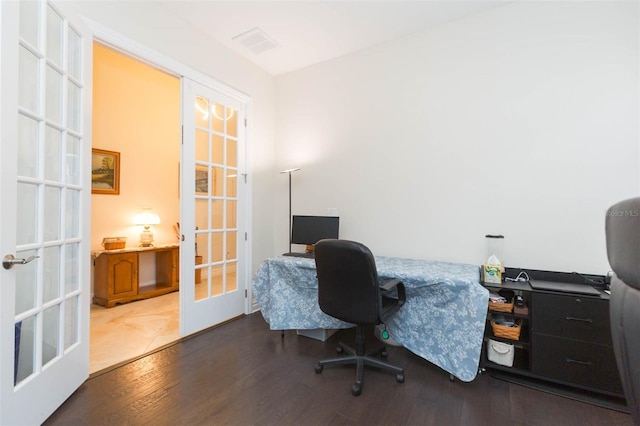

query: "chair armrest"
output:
380 279 406 307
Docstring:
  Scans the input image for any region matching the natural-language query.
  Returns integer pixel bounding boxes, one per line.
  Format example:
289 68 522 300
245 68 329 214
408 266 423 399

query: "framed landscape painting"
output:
91 148 120 195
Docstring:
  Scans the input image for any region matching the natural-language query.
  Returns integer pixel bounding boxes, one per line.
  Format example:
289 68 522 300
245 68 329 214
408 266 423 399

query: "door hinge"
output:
181 125 184 144
243 173 247 183
244 118 247 127
244 232 247 241
181 234 185 241
245 289 248 298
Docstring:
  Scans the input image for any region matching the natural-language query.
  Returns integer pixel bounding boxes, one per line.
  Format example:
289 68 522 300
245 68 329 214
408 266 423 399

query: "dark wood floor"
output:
45 312 633 426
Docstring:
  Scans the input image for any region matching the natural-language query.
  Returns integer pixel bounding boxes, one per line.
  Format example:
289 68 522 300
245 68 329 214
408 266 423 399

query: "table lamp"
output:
134 208 161 247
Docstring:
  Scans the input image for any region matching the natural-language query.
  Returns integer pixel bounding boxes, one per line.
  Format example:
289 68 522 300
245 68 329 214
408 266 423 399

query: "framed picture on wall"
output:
91 148 120 195
195 165 209 195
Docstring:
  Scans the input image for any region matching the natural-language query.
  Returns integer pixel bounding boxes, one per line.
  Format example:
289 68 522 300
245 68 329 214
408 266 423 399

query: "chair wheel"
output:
336 346 343 354
381 350 388 359
351 384 362 396
315 364 323 374
396 373 405 383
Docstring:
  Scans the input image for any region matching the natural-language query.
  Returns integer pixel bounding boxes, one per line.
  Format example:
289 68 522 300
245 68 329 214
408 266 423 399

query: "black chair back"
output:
606 197 640 425
315 239 380 325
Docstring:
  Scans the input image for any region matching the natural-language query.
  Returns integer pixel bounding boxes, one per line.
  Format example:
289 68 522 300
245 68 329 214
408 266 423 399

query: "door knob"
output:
3 254 39 270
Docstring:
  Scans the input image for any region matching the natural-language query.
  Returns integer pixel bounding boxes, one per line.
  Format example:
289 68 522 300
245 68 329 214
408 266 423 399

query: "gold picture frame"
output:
91 148 120 195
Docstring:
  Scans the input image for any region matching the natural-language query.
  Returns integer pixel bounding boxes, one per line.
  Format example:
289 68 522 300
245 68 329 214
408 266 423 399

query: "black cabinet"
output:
482 270 625 409
531 292 623 395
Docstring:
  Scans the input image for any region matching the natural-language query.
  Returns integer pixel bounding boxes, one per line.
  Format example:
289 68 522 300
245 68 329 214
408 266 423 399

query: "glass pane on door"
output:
42 245 60 303
15 316 36 384
15 249 38 316
66 135 81 184
42 305 59 366
16 183 38 245
18 46 39 112
18 115 38 178
19 0 40 47
67 28 81 80
45 126 62 181
46 5 62 66
226 263 237 292
64 296 79 349
45 65 62 124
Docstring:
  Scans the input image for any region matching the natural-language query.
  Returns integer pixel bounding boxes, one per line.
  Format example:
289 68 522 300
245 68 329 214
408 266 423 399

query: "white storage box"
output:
487 339 514 367
296 328 337 341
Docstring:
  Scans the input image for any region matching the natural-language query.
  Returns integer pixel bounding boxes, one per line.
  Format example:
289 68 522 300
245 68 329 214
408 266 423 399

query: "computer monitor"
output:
290 215 339 247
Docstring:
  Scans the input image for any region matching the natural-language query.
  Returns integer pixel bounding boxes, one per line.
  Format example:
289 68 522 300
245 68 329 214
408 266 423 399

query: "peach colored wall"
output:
91 43 180 251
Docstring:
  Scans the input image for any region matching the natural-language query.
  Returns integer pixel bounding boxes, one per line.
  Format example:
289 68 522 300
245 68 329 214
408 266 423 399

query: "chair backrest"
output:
314 239 380 325
605 197 640 424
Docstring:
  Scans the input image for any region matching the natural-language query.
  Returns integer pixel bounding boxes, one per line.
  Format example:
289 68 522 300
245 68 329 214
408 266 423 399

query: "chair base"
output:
315 325 404 396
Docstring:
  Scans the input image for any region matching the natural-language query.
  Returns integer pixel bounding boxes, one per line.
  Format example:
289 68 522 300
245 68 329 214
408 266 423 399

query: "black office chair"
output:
313 239 406 396
606 197 640 425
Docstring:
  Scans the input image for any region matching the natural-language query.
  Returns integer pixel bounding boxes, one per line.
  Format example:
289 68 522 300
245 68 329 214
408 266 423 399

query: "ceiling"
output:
158 1 510 76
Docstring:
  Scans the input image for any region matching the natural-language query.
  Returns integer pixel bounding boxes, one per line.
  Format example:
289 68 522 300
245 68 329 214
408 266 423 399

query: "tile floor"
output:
90 291 180 374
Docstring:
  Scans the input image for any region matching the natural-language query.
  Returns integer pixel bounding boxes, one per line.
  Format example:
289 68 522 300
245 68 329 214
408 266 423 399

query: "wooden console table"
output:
92 244 179 308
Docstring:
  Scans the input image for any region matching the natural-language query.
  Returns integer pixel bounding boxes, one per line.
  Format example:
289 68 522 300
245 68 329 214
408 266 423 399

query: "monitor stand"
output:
282 244 316 259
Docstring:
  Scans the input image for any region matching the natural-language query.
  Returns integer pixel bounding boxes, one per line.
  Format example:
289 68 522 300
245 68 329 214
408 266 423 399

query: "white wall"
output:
275 1 639 274
59 1 277 273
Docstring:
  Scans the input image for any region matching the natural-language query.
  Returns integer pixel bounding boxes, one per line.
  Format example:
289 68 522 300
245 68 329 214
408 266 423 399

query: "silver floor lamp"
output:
280 167 300 253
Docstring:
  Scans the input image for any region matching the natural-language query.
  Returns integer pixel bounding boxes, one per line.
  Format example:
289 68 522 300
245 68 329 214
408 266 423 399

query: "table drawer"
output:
532 292 611 344
532 334 623 395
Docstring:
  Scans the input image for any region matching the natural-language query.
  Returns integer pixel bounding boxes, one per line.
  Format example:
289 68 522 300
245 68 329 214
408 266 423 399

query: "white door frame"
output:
84 20 254 326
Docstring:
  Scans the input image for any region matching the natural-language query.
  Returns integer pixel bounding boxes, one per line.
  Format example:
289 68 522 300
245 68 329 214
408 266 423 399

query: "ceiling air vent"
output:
232 27 279 55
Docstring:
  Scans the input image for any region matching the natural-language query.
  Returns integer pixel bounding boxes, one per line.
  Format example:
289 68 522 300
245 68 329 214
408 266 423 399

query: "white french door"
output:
180 77 247 335
0 1 91 424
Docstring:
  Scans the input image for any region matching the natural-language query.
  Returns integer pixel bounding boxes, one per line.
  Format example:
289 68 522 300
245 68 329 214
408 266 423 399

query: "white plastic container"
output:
487 338 514 367
485 234 505 270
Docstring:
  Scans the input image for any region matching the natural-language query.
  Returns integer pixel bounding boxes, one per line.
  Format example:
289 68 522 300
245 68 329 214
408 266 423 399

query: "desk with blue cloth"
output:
252 255 489 382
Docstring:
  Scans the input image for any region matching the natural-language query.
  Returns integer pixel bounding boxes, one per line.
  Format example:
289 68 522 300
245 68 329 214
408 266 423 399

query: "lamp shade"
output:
279 167 301 174
133 209 160 226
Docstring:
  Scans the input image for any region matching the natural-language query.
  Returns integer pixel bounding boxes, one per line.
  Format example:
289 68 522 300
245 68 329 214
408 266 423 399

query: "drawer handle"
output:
565 316 593 323
566 357 592 366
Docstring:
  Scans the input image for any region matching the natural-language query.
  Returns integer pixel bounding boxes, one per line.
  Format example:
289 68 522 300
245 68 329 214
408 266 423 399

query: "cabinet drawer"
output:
532 334 623 394
532 292 611 344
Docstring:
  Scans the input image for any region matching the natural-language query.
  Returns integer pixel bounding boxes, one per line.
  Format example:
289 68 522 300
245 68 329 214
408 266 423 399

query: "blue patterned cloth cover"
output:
252 255 489 382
